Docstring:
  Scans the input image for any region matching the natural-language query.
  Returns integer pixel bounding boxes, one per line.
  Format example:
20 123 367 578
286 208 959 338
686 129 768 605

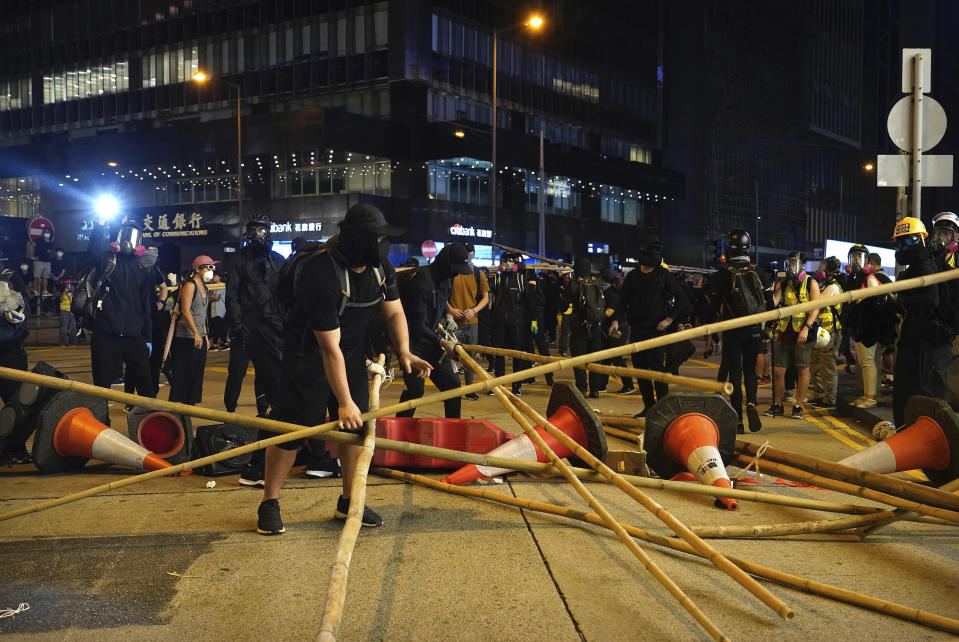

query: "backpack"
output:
193 423 259 476
720 263 766 319
576 277 606 327
71 259 116 331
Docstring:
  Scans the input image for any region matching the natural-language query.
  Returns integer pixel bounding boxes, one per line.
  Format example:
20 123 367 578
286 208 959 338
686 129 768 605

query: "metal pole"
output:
754 180 759 263
538 128 545 257
912 53 924 220
237 89 243 221
491 30 497 248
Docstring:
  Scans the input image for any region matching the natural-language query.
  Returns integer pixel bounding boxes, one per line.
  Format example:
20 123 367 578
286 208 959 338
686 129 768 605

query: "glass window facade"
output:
43 60 129 103
169 176 238 204
520 169 581 217
142 46 198 88
0 78 31 111
272 151 391 198
600 185 645 225
427 158 491 206
0 177 40 218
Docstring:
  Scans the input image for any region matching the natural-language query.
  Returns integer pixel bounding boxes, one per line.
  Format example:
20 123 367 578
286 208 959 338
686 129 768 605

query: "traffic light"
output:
712 239 725 266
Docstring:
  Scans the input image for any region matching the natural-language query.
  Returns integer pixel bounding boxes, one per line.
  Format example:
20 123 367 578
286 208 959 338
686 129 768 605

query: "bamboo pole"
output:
318 355 386 642
459 350 731 642
596 414 646 430
374 468 959 637
852 477 959 538
501 389 794 622
730 455 959 525
463 343 732 395
736 440 959 513
689 510 955 539
603 425 643 445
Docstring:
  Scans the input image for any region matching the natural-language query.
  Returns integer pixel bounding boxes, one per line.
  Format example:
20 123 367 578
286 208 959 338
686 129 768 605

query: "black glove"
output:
230 325 249 346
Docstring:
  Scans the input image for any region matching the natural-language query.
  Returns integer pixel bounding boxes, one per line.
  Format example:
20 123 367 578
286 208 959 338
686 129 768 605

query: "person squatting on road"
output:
255 204 431 535
397 242 473 419
610 233 690 416
706 229 768 433
766 251 820 421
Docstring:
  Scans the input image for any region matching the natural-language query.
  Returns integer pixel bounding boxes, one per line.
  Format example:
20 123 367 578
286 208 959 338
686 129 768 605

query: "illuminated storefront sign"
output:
271 221 324 234
587 242 609 254
449 223 492 239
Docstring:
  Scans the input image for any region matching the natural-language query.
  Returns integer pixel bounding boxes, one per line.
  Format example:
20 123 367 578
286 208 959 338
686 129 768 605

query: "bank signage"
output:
449 223 492 239
139 211 210 238
272 221 323 234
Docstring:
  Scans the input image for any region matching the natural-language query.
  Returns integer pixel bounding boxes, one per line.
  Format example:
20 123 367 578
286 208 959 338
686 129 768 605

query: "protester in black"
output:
256 204 431 535
611 234 691 414
489 253 532 395
398 243 472 418
706 230 767 432
567 256 606 398
600 267 634 394
89 221 155 411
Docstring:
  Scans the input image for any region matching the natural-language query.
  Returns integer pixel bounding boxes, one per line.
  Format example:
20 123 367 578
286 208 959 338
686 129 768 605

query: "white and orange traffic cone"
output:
32 391 172 474
643 393 740 510
128 408 193 465
442 383 607 485
839 396 959 485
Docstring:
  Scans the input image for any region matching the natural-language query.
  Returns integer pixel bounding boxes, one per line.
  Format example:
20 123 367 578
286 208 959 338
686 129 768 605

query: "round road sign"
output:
421 240 438 259
27 217 55 243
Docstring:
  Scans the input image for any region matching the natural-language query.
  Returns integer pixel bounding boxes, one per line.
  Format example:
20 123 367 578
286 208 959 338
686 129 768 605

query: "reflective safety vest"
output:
777 276 811 333
817 279 842 332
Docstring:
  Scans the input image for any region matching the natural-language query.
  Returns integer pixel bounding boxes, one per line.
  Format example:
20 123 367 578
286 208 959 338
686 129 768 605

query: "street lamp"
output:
192 71 243 220
491 13 545 246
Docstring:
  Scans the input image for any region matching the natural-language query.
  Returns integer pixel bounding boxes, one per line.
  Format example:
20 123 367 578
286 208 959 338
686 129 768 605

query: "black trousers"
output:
893 323 951 427
224 327 281 415
720 326 761 421
91 331 154 399
601 332 634 391
630 327 668 408
529 327 554 385
168 336 207 405
571 326 604 394
492 323 530 388
398 346 462 419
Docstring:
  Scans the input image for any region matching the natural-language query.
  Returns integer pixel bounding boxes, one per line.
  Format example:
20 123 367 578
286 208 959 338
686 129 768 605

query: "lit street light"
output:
192 71 243 220
491 13 545 247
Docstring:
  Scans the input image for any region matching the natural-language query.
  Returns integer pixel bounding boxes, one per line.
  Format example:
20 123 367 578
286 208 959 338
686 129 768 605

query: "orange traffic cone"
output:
128 408 193 465
442 383 607 485
838 396 959 485
32 391 172 474
643 393 739 510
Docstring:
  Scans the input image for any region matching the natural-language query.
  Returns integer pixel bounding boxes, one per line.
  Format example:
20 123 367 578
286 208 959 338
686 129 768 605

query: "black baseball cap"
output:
340 203 405 237
438 242 473 276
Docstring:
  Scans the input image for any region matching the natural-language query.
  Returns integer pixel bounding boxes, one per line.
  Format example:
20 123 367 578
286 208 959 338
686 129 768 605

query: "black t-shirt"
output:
50 258 66 279
290 252 399 356
34 239 52 262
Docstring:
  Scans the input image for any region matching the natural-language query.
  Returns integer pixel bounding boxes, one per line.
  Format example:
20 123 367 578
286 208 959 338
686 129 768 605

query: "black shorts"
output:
268 348 370 451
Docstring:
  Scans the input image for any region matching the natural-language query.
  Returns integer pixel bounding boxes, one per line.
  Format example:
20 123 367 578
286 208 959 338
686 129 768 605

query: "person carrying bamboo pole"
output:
255 204 432 535
706 230 768 433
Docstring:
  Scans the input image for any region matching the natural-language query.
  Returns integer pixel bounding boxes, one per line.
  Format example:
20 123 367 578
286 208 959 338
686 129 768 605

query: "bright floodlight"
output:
192 71 208 82
527 15 544 29
93 195 120 222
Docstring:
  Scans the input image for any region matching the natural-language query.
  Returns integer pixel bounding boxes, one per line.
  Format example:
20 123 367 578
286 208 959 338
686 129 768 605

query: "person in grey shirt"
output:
169 255 218 405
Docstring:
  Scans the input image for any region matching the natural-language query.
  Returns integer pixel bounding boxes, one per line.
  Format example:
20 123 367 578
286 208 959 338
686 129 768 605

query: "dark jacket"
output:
93 253 153 341
403 268 452 359
491 270 533 326
226 244 285 334
617 265 692 331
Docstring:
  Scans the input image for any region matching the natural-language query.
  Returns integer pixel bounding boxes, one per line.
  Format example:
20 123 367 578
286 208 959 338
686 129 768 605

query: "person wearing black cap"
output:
256 204 432 534
489 252 533 395
397 242 473 418
567 256 606 398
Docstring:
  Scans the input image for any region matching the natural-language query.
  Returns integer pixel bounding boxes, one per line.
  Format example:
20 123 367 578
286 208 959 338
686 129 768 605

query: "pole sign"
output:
27 217 54 242
421 240 438 259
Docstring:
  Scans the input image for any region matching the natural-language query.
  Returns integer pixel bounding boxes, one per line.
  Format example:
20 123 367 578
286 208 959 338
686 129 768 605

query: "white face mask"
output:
19 264 28 272
201 270 214 282
55 252 64 259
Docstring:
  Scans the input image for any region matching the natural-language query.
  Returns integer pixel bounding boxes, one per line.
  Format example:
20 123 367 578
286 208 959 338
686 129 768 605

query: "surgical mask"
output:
19 264 28 272
137 247 158 269
42 233 51 241
201 270 214 282
55 252 64 259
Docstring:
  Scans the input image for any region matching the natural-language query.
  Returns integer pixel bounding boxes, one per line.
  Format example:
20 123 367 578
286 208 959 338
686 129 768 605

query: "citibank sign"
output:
449 223 492 239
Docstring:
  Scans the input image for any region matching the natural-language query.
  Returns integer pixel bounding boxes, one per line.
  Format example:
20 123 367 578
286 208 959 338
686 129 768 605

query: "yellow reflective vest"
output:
817 279 842 332
777 276 811 333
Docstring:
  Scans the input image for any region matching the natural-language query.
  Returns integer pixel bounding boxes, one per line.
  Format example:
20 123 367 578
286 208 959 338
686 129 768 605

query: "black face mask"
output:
637 245 662 267
337 227 380 268
430 252 457 281
895 243 928 266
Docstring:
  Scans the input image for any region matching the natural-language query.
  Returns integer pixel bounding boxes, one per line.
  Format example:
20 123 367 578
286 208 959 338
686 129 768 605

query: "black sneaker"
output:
791 405 804 420
763 403 784 418
0 447 33 465
545 375 555 386
587 391 600 399
239 465 265 488
511 386 522 396
464 393 479 401
256 498 285 535
334 495 383 528
737 423 745 434
305 457 341 479
746 403 762 433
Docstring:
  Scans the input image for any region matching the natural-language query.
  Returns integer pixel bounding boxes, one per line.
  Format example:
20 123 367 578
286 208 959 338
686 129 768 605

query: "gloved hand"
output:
4 309 25 324
530 320 538 335
146 342 152 357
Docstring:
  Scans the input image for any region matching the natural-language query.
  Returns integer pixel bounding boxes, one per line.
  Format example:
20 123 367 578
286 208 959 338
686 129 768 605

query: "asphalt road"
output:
1 340 957 641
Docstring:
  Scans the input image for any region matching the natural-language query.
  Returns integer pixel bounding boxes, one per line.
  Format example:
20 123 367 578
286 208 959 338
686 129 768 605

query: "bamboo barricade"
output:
462 344 732 396
852 478 959 539
736 440 959 513
596 414 646 430
602 425 643 445
730 455 959 525
318 356 386 642
0 367 886 523
459 351 730 642
4 268 959 520
374 468 959 636
500 388 794 622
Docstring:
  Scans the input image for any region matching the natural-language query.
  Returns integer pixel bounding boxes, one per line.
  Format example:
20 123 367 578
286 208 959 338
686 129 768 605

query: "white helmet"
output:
815 326 831 348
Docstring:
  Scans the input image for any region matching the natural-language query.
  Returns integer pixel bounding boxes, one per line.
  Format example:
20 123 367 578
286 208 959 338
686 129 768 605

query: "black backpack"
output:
576 277 606 326
71 259 116 330
720 263 766 319
193 423 259 476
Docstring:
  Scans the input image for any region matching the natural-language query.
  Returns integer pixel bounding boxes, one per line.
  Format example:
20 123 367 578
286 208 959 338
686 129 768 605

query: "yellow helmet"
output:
892 217 928 239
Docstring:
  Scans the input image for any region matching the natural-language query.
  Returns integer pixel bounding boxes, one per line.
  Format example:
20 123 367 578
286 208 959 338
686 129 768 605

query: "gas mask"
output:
637 241 662 267
848 251 867 273
786 257 805 281
933 226 959 259
113 225 145 255
245 224 271 250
